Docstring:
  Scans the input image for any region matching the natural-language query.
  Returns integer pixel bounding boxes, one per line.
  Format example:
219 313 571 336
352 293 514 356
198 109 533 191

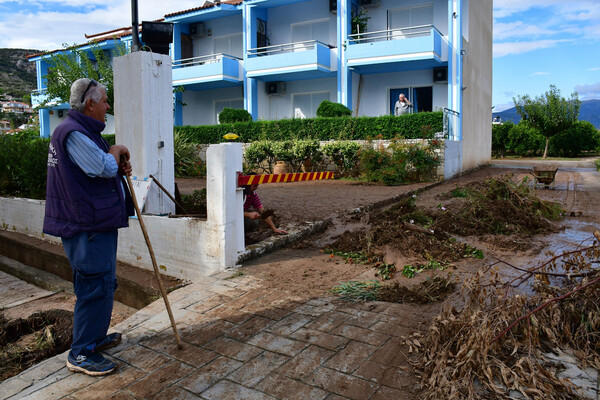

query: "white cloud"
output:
493 39 570 58
493 21 552 41
574 82 600 100
588 67 600 71
0 0 204 50
530 72 550 76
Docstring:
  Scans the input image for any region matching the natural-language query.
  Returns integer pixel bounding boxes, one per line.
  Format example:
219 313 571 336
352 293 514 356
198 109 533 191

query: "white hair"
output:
69 78 106 111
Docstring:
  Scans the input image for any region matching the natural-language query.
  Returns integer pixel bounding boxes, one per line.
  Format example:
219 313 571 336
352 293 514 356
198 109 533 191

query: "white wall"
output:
365 0 448 35
259 77 336 121
268 0 337 46
356 70 447 117
461 0 492 171
194 15 244 58
182 86 244 126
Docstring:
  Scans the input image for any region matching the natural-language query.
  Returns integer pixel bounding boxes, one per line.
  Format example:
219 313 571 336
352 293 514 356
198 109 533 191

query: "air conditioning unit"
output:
189 22 205 37
433 67 448 83
266 81 286 96
360 0 380 8
329 0 337 13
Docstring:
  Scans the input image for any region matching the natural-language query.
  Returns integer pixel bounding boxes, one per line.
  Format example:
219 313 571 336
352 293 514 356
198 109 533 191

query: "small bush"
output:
244 140 277 174
316 100 352 118
218 108 252 123
359 139 442 185
321 141 362 177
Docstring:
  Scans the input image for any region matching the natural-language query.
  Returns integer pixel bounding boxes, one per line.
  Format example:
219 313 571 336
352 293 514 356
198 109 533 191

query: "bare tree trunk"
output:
542 137 549 159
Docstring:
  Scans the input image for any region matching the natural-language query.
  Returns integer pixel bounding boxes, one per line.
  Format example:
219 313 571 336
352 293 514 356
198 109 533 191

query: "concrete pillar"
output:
113 52 175 215
206 143 245 269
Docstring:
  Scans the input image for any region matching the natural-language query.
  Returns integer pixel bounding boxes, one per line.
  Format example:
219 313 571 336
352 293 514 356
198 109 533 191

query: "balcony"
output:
245 40 335 82
346 25 447 74
172 53 242 90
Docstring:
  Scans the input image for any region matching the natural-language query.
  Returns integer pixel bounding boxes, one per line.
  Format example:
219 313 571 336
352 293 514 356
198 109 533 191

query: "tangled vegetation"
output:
408 239 600 399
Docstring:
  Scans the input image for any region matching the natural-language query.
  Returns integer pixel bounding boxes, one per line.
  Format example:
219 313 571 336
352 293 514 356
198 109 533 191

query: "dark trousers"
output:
62 230 118 357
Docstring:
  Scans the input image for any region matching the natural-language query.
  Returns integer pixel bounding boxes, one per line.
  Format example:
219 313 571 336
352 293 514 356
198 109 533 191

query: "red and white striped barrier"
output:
238 171 334 186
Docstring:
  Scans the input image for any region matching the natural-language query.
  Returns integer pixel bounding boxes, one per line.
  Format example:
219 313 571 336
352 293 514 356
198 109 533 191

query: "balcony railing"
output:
173 53 241 69
247 40 334 57
443 108 460 140
348 24 442 44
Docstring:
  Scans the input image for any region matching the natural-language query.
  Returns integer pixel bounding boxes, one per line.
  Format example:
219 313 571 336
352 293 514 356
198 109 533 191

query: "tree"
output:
42 42 128 115
513 85 581 159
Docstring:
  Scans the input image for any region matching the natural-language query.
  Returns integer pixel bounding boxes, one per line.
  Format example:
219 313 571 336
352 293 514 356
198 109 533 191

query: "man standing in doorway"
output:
394 93 412 116
43 78 134 376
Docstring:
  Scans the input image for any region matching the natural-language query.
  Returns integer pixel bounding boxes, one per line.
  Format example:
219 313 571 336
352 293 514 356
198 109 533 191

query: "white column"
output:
206 143 244 269
113 52 175 215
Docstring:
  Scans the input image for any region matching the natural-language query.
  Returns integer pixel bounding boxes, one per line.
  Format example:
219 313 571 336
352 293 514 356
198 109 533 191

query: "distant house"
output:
29 0 492 176
0 120 10 133
1 101 33 114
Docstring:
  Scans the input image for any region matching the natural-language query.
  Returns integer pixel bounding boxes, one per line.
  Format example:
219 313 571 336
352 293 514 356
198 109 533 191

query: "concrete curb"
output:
0 254 73 295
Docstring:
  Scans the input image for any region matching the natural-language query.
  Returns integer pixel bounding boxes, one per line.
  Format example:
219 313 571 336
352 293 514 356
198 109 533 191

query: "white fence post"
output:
205 143 244 269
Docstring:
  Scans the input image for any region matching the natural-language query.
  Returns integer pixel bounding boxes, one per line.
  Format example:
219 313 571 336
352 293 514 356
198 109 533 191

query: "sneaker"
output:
67 351 117 376
96 332 122 352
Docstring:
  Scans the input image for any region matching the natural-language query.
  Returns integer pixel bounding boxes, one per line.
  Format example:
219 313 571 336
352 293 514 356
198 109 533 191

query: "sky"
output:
0 0 598 112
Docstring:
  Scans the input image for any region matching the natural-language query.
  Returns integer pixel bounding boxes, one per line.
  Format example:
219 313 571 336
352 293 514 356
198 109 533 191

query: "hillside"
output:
493 99 600 129
0 48 40 102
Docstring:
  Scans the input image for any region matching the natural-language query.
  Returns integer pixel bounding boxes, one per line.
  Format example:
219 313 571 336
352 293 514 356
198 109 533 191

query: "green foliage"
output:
331 281 381 302
102 134 115 146
493 120 599 158
359 139 442 185
292 139 323 172
218 107 252 123
316 100 352 118
173 130 204 177
0 129 49 199
351 8 371 36
180 189 207 214
514 85 581 158
321 141 362 177
174 112 443 143
402 260 446 278
596 158 600 171
42 42 128 113
547 121 600 157
244 140 277 174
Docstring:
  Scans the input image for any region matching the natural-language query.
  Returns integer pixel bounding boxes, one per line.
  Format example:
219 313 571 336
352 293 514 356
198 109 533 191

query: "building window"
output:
388 4 433 38
214 33 243 58
291 18 330 50
293 92 329 119
215 99 244 123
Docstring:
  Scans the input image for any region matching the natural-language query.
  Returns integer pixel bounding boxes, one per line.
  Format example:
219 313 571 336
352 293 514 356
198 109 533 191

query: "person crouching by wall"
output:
243 174 287 235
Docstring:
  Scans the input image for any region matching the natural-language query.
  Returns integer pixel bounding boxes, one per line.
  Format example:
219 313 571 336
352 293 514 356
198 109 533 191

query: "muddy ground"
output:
2 163 598 393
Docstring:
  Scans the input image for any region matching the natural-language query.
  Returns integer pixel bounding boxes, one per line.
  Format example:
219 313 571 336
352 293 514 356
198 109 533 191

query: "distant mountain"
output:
0 48 40 102
493 99 600 129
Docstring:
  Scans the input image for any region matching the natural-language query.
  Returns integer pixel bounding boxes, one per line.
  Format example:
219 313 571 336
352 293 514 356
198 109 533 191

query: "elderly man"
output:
43 78 134 376
394 93 412 116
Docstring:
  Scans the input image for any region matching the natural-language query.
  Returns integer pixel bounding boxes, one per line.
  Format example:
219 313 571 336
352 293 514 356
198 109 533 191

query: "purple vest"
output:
43 109 133 238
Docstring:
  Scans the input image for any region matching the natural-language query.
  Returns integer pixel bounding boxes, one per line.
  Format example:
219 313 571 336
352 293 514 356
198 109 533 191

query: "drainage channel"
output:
0 230 187 310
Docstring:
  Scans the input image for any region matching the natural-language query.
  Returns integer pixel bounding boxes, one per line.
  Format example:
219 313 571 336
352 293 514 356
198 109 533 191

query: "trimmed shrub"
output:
316 100 352 118
321 141 362 177
218 108 252 123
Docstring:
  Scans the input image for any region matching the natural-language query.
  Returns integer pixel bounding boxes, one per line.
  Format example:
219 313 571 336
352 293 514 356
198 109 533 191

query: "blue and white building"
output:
30 0 492 175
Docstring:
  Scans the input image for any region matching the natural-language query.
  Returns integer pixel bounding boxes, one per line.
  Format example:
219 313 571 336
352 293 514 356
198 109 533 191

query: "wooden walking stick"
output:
124 173 183 349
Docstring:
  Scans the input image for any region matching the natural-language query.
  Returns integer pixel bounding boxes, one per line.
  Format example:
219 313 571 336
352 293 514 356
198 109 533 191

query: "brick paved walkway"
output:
1 270 428 400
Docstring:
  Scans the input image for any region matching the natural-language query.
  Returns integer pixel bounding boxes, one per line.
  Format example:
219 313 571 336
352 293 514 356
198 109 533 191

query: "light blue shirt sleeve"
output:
66 131 118 178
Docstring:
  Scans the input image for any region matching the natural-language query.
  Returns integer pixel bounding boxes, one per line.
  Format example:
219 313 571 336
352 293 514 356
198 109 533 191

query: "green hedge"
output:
316 100 352 118
0 130 49 199
218 107 252 123
175 112 443 144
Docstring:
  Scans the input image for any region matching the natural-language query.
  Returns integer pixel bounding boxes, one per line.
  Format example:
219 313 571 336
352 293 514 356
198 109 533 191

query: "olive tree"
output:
513 85 581 159
42 42 128 114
